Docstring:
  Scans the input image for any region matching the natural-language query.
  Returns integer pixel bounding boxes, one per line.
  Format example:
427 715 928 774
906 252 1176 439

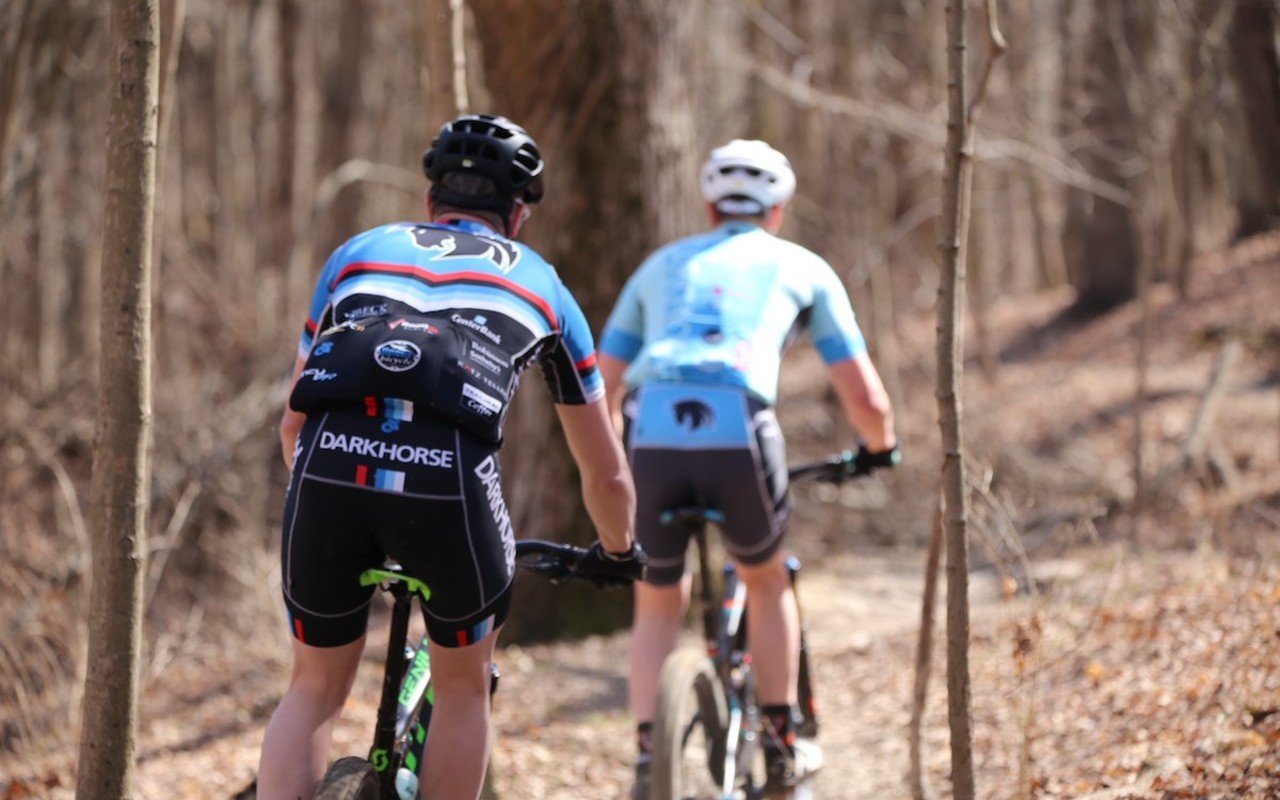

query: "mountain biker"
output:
256 114 644 800
597 139 900 797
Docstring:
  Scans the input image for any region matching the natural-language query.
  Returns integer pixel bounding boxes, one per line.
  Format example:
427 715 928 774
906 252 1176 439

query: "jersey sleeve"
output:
807 259 868 364
539 280 606 405
297 248 344 359
598 271 645 363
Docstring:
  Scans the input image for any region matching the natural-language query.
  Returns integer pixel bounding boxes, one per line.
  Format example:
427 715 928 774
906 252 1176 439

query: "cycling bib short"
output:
623 384 789 585
281 409 516 648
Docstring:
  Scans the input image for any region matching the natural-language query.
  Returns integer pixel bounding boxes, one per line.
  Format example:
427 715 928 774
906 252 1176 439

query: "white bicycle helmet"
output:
700 139 796 215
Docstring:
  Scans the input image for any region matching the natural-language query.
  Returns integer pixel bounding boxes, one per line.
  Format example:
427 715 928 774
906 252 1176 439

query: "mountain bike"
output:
649 451 879 800
313 539 636 800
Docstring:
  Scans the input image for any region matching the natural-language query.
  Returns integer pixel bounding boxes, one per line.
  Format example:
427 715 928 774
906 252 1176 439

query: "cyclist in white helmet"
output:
599 139 899 797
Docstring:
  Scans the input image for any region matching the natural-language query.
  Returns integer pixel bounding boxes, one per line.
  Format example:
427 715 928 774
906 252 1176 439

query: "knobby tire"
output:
651 648 729 800
314 756 380 800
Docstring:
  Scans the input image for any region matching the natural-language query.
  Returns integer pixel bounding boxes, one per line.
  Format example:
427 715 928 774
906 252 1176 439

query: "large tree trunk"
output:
469 0 702 639
75 1 158 797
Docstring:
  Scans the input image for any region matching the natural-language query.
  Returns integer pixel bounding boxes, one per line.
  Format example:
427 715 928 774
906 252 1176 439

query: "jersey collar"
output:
717 220 762 235
435 217 505 238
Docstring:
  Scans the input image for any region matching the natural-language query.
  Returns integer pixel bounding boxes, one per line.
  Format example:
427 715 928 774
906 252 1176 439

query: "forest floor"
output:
3 234 1279 799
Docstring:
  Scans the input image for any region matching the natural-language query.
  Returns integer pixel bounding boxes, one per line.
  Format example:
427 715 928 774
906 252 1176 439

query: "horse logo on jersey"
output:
673 400 716 433
407 225 522 275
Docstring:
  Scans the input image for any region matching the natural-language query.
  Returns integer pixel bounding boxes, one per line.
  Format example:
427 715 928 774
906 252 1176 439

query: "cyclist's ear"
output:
508 201 531 238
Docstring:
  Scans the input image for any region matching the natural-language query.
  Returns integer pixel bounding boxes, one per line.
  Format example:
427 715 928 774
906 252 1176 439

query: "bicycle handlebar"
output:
514 539 636 587
658 451 886 530
787 450 873 483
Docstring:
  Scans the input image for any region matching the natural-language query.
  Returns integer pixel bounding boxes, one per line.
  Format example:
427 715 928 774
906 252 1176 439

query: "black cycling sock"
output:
761 704 797 754
637 721 654 758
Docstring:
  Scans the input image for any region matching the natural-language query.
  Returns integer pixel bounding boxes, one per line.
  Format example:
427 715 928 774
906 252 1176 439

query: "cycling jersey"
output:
599 222 866 405
293 220 603 442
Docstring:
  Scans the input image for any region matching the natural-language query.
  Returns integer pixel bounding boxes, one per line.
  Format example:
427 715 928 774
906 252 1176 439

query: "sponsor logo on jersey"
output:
301 368 338 382
466 348 505 376
474 456 516 571
344 303 388 321
408 226 523 274
373 339 422 372
462 383 502 417
674 400 716 432
313 342 334 356
319 431 454 468
468 340 509 369
451 313 502 345
388 318 439 334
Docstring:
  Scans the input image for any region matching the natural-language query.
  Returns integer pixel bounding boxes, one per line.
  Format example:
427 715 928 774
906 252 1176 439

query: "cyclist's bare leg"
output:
736 551 799 706
257 636 365 800
420 629 501 800
628 576 692 722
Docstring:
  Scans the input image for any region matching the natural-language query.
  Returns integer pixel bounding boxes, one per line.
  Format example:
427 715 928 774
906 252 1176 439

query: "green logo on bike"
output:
371 747 389 772
398 648 432 705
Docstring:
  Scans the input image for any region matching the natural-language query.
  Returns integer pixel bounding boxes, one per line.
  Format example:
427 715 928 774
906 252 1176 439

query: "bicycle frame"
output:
670 495 823 799
358 569 500 800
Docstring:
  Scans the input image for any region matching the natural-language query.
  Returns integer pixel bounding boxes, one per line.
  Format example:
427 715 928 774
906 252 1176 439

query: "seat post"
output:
370 585 413 775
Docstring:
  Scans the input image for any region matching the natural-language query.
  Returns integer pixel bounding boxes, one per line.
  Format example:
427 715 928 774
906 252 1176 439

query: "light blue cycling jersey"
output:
599 222 866 405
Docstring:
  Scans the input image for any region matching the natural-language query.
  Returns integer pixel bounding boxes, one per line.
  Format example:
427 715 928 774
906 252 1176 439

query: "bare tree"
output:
936 0 1005 797
75 1 159 797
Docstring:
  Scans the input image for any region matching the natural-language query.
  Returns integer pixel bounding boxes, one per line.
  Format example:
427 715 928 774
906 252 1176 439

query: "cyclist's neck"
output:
433 212 503 236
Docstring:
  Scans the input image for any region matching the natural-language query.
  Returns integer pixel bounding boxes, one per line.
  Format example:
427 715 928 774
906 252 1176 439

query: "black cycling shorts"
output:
281 408 516 647
622 385 790 586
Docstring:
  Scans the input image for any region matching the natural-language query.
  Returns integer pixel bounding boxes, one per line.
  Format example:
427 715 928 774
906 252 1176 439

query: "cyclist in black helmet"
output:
256 114 644 800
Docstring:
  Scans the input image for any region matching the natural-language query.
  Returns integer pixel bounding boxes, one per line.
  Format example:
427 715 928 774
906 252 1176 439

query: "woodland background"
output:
1 0 1279 796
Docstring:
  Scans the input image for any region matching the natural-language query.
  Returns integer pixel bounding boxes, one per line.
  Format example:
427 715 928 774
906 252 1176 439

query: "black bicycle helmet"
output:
422 114 545 204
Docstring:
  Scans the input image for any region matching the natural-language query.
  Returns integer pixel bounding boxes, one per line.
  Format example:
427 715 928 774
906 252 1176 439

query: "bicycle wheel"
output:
651 648 729 800
314 756 379 800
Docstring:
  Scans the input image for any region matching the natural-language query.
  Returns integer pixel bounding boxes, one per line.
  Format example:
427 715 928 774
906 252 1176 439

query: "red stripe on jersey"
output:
331 261 559 331
456 631 469 646
355 464 368 485
304 318 317 335
575 352 597 372
364 396 379 417
293 618 305 642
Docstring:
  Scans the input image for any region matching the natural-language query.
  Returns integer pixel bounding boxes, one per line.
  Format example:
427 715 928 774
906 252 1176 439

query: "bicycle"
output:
313 539 637 800
648 450 881 800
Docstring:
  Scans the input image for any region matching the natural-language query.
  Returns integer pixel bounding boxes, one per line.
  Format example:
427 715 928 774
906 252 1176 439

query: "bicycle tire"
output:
313 756 379 800
651 648 729 800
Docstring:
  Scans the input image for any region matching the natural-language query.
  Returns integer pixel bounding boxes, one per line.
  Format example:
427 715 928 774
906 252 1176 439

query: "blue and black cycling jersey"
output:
291 219 603 443
599 221 867 406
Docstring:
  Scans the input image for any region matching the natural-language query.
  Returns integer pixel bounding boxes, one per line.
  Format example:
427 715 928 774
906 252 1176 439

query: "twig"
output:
740 56 1131 205
16 427 90 575
908 492 944 800
144 479 202 612
1180 339 1241 463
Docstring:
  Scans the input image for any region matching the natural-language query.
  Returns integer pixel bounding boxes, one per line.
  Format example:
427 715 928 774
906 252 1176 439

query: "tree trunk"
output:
937 0 1005 794
908 495 944 800
469 0 702 640
423 0 455 124
1228 0 1280 235
75 1 158 797
316 0 369 256
1063 0 1140 315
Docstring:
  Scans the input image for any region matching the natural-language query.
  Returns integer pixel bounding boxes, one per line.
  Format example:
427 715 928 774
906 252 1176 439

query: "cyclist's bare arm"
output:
556 398 636 553
828 353 897 451
280 354 307 469
597 353 630 436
